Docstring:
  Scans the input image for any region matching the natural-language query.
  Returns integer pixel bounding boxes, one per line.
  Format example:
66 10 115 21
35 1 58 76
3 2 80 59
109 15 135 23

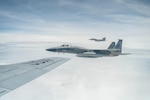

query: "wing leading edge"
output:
0 57 70 97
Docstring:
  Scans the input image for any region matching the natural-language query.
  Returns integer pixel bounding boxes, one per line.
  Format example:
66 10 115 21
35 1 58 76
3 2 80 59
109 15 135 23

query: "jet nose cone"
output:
46 48 50 51
46 48 56 52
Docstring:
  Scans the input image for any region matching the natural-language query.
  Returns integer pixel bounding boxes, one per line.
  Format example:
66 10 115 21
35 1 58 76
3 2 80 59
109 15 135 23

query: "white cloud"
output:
0 55 150 100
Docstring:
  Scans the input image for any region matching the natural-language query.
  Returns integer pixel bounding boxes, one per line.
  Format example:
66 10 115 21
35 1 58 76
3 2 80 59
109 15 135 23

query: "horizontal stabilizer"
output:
120 53 131 55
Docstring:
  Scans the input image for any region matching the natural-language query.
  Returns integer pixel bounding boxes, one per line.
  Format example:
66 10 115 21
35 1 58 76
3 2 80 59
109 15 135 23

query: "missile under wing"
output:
0 57 69 97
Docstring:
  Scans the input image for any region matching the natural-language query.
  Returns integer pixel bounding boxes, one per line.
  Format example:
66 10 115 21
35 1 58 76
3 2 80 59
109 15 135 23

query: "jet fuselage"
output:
46 45 89 54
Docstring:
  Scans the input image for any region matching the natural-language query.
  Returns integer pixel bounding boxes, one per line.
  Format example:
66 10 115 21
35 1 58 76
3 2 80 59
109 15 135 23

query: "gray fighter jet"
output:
89 37 106 42
46 39 130 58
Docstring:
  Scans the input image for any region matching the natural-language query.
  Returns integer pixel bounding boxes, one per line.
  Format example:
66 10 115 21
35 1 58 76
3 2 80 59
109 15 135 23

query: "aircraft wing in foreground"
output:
0 57 70 97
46 39 130 58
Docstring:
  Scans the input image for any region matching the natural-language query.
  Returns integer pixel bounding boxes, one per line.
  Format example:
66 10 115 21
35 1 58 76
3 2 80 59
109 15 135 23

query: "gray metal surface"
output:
0 57 69 97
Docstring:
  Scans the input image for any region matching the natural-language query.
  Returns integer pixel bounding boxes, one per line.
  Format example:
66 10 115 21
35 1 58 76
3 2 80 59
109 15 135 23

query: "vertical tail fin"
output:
107 42 115 49
115 39 122 53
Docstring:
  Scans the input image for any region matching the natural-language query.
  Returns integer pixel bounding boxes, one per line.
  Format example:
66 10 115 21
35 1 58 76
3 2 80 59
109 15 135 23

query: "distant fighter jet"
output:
46 39 130 58
89 37 106 42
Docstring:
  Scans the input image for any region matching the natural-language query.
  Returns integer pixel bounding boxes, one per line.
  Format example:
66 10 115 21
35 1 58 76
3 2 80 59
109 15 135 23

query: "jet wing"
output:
0 57 70 97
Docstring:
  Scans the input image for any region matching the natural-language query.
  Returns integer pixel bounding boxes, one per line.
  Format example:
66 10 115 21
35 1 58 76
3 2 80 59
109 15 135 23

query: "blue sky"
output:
0 0 150 49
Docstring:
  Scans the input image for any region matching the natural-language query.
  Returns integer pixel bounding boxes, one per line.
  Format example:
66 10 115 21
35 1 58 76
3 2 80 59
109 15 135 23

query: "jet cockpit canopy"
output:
60 44 70 47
